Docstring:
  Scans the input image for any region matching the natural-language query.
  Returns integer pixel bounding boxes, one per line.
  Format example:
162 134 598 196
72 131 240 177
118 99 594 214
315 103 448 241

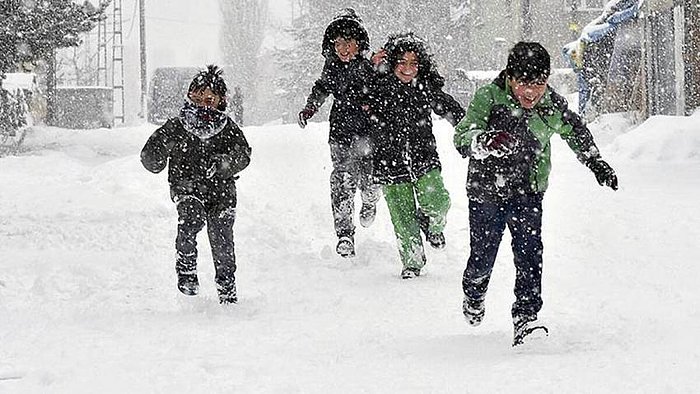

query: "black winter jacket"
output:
368 75 465 184
304 56 374 146
140 117 251 211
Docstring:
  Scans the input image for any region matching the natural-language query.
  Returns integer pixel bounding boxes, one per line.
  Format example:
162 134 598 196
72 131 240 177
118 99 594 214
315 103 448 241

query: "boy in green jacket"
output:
454 42 618 345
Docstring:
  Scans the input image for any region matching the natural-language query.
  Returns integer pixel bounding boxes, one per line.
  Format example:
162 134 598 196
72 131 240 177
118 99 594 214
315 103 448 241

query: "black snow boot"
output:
462 296 485 326
359 202 377 228
177 273 199 296
217 280 238 305
401 267 421 279
336 235 355 258
417 210 446 249
512 315 549 346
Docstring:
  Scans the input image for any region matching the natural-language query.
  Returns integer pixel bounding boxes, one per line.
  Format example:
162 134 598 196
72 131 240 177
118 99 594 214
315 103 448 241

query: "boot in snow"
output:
401 267 421 279
512 315 549 346
359 202 377 228
217 281 238 305
177 273 199 296
462 296 485 326
336 236 355 258
417 210 446 249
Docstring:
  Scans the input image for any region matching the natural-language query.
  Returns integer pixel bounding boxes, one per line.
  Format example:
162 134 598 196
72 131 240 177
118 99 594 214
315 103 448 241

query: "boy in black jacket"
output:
298 8 380 258
141 65 251 304
368 32 465 278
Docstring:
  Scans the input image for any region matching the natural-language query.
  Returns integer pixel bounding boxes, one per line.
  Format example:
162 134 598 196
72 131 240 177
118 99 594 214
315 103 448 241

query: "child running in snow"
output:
454 42 618 345
366 32 465 279
298 8 381 258
141 65 251 304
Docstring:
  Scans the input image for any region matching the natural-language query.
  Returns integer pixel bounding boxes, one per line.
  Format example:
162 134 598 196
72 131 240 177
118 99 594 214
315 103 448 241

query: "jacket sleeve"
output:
429 85 465 127
219 123 252 179
453 85 494 157
552 93 602 164
140 120 176 173
304 62 332 110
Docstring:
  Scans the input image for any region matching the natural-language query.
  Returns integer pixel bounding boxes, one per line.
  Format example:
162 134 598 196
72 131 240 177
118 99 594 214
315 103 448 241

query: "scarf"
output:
179 99 228 139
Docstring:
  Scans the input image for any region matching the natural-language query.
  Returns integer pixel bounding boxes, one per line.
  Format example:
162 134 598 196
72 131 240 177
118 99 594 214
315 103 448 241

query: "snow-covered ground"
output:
1 112 699 392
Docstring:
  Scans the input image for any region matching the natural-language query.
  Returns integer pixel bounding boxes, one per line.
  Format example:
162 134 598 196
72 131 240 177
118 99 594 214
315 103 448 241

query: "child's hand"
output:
586 158 618 190
371 49 386 66
298 106 316 128
207 154 233 179
471 130 517 159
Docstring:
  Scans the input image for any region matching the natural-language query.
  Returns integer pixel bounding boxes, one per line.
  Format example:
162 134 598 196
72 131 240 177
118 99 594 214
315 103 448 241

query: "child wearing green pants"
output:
367 33 464 278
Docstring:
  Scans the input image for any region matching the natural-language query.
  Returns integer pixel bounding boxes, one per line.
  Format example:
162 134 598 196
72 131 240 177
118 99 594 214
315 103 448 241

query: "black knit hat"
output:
321 8 370 59
506 42 551 83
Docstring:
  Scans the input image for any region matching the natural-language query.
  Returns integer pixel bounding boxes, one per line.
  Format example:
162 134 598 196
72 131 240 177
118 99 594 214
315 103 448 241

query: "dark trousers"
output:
329 140 380 238
463 193 544 320
175 196 237 291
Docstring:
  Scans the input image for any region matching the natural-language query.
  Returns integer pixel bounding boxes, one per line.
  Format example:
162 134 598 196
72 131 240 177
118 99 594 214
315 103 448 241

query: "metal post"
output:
139 0 147 118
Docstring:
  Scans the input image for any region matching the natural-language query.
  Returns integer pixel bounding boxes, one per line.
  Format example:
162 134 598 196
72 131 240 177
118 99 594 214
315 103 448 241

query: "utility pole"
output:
684 0 700 113
139 0 147 118
112 0 125 124
521 0 532 41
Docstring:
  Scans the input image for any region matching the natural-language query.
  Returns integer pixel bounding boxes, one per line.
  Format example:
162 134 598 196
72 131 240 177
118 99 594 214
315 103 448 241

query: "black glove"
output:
207 154 233 179
475 130 517 157
586 158 618 190
298 106 316 129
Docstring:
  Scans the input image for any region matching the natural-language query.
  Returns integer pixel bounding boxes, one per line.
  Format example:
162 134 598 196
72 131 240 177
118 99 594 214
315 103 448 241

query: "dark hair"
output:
506 42 551 83
187 65 227 111
383 32 444 87
322 8 370 59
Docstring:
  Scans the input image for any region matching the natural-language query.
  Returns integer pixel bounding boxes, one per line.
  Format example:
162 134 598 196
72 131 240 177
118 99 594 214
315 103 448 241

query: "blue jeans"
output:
463 193 544 320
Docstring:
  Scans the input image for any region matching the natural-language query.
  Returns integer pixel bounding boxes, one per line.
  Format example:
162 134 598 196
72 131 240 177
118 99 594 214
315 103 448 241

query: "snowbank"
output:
608 111 700 161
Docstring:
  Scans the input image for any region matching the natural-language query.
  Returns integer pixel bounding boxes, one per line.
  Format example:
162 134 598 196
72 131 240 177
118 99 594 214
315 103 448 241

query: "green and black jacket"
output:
454 71 602 202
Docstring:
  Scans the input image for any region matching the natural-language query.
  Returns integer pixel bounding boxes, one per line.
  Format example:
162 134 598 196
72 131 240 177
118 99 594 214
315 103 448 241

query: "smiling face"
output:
394 51 419 84
508 77 548 109
334 37 359 62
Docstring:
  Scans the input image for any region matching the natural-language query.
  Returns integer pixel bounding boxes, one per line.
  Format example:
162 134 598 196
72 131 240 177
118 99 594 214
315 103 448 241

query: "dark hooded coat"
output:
367 33 465 184
303 9 374 146
140 116 251 212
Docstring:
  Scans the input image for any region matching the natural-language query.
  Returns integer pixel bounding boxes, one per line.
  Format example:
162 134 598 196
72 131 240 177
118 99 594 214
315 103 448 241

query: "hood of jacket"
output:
322 8 370 59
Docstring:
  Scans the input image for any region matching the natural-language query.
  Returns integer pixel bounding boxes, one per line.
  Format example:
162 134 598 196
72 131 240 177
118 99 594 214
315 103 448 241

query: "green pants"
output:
383 169 451 269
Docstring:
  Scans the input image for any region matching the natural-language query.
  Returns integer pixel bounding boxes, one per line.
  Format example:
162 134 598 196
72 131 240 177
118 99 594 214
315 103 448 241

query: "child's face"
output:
334 37 359 62
189 87 222 109
508 77 547 109
394 51 419 84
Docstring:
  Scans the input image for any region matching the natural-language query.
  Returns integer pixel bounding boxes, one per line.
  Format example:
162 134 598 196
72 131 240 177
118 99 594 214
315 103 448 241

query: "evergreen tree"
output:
0 0 109 124
220 0 268 124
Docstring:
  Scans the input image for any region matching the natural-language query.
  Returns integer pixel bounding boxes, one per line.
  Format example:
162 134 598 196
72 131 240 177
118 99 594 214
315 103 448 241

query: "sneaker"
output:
426 232 446 249
359 202 377 228
512 315 549 346
177 273 199 296
336 236 355 258
218 282 238 305
416 210 445 249
462 297 485 326
400 267 421 279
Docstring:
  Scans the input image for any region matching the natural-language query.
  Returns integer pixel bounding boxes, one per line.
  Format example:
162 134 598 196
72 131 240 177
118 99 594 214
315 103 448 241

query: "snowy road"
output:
1 116 699 392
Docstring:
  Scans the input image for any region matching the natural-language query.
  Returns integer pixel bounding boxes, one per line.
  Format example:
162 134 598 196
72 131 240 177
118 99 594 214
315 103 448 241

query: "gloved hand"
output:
586 158 618 190
472 130 517 158
298 106 316 129
207 154 233 179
